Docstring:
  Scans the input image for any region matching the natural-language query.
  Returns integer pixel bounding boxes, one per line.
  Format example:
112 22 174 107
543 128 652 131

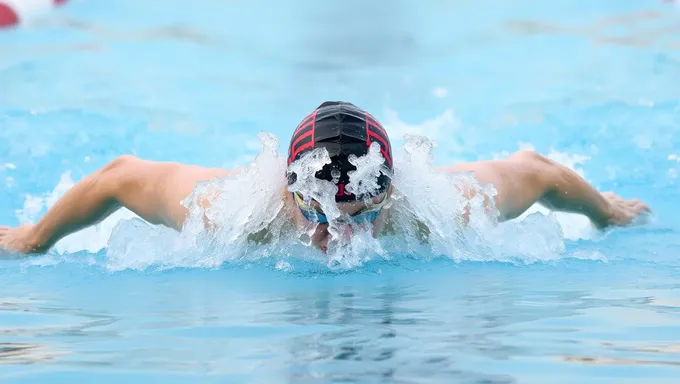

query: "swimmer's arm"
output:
12 156 228 254
441 152 650 228
449 168 614 227
495 152 649 228
18 156 176 253
534 160 651 228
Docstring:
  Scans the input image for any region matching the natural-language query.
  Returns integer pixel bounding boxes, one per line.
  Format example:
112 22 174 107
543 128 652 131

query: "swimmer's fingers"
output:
629 199 652 214
626 200 653 226
0 227 14 256
637 204 652 215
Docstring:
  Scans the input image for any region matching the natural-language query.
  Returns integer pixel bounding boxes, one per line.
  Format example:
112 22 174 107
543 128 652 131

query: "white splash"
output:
388 135 572 263
15 133 609 270
382 107 459 146
106 132 293 271
546 148 590 177
16 172 79 224
286 144 387 269
346 142 391 200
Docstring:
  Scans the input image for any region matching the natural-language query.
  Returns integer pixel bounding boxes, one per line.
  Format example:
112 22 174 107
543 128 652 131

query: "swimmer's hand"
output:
601 192 652 228
0 224 39 256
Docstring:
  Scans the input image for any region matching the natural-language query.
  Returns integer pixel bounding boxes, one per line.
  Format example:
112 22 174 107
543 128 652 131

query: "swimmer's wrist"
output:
593 199 614 229
27 224 50 254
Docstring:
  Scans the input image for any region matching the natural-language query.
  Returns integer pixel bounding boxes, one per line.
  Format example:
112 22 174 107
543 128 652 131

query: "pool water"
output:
2 0 680 382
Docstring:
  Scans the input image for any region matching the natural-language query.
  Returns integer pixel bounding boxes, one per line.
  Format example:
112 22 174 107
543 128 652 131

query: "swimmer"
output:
0 101 651 254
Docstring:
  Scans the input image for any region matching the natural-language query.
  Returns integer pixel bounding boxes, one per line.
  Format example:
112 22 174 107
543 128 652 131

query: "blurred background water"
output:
1 0 680 382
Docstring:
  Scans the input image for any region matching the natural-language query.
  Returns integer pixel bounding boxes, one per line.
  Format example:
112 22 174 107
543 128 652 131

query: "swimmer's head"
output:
286 101 393 202
285 101 394 251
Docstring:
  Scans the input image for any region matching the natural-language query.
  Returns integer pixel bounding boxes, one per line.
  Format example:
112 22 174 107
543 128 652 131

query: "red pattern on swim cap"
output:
364 112 392 168
288 109 318 165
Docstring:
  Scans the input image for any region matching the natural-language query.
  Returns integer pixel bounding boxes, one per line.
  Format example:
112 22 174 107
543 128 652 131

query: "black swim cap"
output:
287 101 393 202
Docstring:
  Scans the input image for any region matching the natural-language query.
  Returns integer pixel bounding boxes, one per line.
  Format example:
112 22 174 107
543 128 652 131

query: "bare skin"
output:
0 150 650 255
441 150 650 227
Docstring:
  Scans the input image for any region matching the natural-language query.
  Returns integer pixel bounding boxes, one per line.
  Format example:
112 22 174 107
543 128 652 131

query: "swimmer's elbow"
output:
96 155 144 199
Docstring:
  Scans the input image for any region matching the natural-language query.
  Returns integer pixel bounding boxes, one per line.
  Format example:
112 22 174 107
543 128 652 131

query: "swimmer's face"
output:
291 187 391 252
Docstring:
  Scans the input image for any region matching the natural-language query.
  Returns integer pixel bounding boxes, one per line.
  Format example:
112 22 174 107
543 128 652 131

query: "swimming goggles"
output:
292 191 389 224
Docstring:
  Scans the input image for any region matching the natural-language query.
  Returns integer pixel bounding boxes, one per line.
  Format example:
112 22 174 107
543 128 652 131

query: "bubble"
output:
346 142 391 201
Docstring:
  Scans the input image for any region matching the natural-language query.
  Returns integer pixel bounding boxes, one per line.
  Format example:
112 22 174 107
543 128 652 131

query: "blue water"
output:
2 0 680 382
